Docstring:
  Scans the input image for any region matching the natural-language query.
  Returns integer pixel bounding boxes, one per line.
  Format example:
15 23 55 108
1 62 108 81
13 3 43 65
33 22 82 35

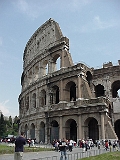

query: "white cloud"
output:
93 16 117 30
0 100 10 116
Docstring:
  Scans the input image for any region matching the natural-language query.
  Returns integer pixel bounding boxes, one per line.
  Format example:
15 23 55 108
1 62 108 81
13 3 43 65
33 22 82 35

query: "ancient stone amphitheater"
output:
19 18 120 143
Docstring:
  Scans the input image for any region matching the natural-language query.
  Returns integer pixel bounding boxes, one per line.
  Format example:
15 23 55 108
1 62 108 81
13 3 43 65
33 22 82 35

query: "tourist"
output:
14 131 26 160
59 138 68 160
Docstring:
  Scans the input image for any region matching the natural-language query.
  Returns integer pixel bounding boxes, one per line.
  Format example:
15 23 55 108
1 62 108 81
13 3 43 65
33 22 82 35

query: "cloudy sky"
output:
0 0 120 117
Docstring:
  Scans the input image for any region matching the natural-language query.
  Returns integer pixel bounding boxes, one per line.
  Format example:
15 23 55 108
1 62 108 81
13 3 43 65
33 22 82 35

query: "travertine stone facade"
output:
19 18 120 143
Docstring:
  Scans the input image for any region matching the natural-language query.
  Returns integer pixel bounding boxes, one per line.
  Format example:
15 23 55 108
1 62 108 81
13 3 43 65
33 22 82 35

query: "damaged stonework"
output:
19 18 120 144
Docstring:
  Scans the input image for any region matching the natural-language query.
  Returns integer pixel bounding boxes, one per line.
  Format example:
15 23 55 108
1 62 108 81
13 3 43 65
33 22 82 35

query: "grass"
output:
0 144 54 155
79 151 120 160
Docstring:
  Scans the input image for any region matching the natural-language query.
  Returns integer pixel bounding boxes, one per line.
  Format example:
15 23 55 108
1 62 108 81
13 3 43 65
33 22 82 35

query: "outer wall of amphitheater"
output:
19 19 120 144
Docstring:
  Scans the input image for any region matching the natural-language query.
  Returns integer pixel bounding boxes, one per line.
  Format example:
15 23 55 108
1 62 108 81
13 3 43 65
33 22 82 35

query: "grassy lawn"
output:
79 151 120 160
0 144 54 155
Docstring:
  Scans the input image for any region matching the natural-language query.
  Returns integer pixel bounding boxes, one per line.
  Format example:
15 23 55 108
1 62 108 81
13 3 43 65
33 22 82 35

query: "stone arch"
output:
95 84 104 97
28 70 32 84
65 119 77 142
65 81 76 102
112 80 120 98
86 71 93 87
50 120 59 142
84 117 99 142
114 119 120 140
41 89 46 106
30 123 35 139
32 93 36 108
34 65 39 81
52 54 61 71
42 60 49 76
39 121 45 143
50 85 59 104
25 95 29 111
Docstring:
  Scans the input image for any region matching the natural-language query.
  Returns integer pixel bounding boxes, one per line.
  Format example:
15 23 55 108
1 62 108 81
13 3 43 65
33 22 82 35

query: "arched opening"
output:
41 90 46 106
43 60 49 76
50 120 59 142
95 84 104 97
114 119 120 140
56 57 60 70
84 117 99 142
50 86 59 104
88 118 99 142
28 70 32 84
65 119 77 142
52 54 61 72
25 96 29 110
39 122 45 143
30 123 35 139
86 71 92 86
32 93 36 108
112 80 120 98
65 81 76 102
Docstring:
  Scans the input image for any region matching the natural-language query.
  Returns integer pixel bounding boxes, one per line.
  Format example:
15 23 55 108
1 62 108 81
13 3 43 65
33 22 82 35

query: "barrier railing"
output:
31 147 119 160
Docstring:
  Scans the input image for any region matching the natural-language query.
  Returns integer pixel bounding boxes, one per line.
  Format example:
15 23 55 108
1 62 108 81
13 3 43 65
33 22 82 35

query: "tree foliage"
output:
0 113 19 138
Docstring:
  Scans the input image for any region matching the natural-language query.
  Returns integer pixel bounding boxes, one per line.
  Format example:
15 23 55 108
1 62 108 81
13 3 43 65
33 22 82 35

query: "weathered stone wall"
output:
19 19 120 143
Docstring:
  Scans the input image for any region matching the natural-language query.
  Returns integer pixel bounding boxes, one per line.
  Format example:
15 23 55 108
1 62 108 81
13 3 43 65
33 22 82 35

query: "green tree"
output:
0 113 6 137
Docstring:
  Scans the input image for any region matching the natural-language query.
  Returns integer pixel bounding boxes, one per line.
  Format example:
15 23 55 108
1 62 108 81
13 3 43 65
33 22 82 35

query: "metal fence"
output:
31 147 119 160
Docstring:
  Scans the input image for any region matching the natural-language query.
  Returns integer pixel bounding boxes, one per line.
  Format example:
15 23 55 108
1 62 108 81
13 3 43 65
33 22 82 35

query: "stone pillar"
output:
60 79 64 101
100 113 105 140
61 49 65 68
46 90 50 106
77 115 82 141
36 88 39 108
59 116 63 139
35 128 39 143
29 92 31 113
45 123 48 144
77 75 82 99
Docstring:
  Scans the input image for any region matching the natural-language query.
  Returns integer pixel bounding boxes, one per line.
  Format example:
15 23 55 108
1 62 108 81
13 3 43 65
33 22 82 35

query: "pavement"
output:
0 145 119 160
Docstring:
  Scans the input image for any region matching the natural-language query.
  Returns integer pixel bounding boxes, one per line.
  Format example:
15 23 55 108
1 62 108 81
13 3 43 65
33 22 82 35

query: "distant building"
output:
19 18 120 143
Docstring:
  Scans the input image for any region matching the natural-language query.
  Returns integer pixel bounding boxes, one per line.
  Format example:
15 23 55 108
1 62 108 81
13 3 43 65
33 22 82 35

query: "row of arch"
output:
22 118 120 143
22 55 61 87
23 118 98 143
20 80 120 112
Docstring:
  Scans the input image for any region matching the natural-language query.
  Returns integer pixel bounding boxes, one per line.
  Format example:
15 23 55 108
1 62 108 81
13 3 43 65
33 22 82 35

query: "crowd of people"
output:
52 138 120 153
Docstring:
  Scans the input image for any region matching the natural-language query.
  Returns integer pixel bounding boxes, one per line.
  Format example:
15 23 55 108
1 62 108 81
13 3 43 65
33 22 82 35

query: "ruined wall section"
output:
92 61 120 124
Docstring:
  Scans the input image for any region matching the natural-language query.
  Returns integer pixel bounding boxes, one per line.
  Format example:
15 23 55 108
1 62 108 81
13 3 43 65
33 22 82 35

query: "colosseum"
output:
19 18 120 144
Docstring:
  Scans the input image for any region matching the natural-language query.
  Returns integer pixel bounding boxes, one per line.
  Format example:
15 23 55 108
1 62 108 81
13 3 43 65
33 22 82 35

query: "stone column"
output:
35 128 39 143
29 92 31 114
36 88 39 108
60 79 64 101
46 90 50 106
100 113 105 140
45 123 48 144
59 116 63 139
61 49 65 68
77 115 82 141
77 75 82 99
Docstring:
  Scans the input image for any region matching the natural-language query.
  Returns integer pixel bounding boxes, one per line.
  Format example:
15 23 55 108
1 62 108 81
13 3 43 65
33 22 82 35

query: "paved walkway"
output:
0 146 119 160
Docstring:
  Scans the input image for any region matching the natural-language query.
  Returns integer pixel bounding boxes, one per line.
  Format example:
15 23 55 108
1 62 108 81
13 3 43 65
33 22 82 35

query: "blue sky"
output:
0 0 120 117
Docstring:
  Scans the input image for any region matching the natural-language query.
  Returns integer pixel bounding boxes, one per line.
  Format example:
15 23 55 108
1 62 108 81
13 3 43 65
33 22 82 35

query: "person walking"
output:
59 138 68 160
14 131 26 160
